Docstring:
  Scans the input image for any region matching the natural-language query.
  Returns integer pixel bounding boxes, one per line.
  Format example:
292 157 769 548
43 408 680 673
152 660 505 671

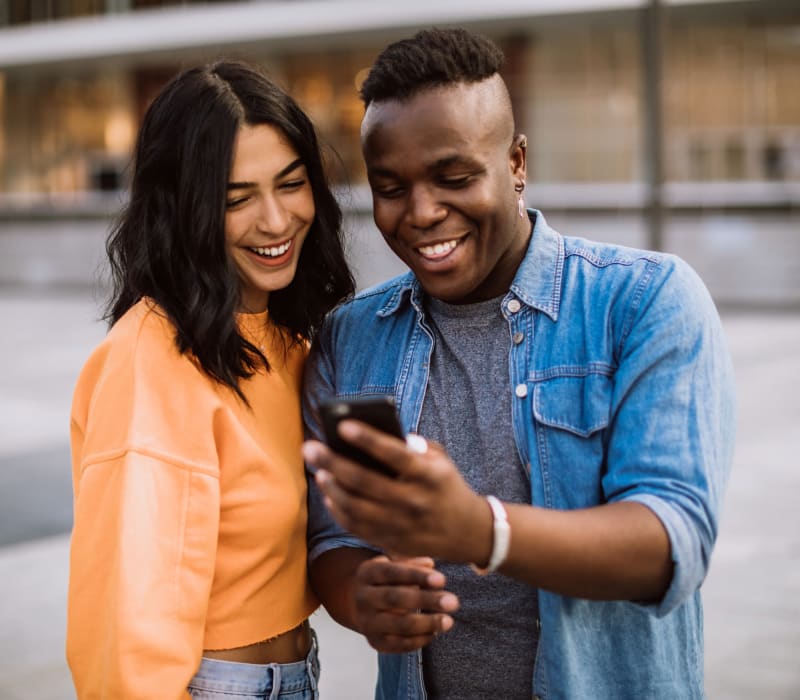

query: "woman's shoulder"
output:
74 299 215 417
72 299 224 470
107 298 180 356
107 298 211 375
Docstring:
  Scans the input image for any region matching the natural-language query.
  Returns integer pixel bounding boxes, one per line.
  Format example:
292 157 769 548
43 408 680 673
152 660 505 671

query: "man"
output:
302 27 735 700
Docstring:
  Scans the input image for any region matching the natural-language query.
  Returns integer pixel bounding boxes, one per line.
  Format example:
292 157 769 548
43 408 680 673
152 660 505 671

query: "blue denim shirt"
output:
304 211 736 700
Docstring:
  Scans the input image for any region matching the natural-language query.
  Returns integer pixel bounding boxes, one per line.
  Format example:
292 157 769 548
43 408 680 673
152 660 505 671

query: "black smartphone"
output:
319 396 404 477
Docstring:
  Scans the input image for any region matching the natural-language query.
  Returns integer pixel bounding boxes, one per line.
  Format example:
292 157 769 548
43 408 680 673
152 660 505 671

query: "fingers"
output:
304 426 476 561
313 466 395 541
305 440 418 548
358 582 459 617
303 422 442 499
336 419 432 478
357 555 448 591
354 555 460 653
304 438 394 499
361 610 455 653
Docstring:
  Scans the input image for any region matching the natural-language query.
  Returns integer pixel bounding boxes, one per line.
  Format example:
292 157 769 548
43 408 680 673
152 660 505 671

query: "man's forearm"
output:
309 546 376 631
500 500 673 601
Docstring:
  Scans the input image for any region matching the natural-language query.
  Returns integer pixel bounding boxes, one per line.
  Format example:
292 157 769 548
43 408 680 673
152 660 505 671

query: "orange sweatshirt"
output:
67 299 318 699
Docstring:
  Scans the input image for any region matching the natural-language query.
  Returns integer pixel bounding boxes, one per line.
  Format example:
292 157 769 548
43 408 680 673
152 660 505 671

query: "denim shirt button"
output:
512 331 524 344
515 383 528 398
507 299 521 313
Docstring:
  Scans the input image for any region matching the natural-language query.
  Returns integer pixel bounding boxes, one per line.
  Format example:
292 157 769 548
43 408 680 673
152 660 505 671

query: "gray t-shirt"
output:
419 294 539 699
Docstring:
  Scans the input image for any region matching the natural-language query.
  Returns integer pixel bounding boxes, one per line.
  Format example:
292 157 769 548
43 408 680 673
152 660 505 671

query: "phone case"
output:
319 396 403 476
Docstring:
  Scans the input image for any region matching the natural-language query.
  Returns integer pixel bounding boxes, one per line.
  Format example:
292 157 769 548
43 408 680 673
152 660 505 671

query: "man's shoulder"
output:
558 233 695 291
561 233 663 268
556 232 715 329
518 212 689 313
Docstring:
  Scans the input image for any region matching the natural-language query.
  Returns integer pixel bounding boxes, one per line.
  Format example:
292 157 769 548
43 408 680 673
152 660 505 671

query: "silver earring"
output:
518 195 525 218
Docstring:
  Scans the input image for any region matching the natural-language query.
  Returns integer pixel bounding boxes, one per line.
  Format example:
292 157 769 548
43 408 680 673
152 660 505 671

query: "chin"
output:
419 280 473 304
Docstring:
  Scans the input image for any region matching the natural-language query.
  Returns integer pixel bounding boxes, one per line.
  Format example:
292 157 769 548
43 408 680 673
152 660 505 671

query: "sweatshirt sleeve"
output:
66 448 220 700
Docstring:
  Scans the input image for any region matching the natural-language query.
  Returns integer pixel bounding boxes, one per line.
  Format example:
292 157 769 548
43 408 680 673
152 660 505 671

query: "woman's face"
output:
224 123 315 313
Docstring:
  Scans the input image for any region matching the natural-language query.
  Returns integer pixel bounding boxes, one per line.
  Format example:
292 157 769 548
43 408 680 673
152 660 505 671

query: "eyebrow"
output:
431 154 476 170
227 158 305 190
368 154 479 179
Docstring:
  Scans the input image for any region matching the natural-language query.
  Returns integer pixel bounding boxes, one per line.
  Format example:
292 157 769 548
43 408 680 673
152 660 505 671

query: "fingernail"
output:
439 593 459 611
302 442 319 462
338 420 359 438
315 469 330 486
427 572 445 588
440 615 454 632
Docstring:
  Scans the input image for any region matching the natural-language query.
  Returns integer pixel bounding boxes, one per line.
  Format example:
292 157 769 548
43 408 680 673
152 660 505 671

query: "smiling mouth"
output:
248 240 292 258
416 238 461 260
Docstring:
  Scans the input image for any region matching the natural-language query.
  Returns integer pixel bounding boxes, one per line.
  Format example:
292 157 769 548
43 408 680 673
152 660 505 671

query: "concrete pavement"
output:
0 288 798 699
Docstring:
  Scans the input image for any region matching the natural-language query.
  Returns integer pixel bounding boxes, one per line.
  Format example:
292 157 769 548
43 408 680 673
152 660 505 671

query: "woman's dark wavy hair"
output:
359 27 505 106
105 60 354 400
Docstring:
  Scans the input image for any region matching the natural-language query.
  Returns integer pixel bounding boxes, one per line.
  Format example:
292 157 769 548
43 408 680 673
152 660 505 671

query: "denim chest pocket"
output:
531 373 613 508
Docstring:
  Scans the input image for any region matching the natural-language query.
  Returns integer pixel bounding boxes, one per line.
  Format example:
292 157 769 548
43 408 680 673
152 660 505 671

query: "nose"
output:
404 185 447 230
256 194 290 235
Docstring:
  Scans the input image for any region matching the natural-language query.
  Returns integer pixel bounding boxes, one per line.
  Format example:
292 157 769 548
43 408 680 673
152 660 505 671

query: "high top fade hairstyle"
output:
105 60 354 401
359 27 505 106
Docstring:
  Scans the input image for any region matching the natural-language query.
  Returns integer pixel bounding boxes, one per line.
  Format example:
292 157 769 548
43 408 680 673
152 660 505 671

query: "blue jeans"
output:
188 630 320 699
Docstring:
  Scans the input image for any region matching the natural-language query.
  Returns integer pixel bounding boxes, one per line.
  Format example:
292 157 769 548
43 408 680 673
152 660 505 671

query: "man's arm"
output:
305 432 672 602
309 546 371 630
502 500 672 600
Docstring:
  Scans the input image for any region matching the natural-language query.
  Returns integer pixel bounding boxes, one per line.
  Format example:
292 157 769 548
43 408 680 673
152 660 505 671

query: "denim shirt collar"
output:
375 272 419 318
375 209 563 322
509 209 563 321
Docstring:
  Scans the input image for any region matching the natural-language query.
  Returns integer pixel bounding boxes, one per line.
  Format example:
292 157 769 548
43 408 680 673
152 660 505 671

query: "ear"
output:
510 133 527 184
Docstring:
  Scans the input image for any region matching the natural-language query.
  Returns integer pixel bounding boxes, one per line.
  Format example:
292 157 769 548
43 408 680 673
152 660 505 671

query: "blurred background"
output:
0 1 798 698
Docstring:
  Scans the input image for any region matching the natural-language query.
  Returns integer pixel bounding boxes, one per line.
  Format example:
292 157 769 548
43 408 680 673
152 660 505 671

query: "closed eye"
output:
439 174 474 188
226 194 250 208
279 178 307 191
370 183 405 199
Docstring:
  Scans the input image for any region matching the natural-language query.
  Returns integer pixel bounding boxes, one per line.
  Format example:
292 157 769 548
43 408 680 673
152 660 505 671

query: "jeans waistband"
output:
188 628 319 699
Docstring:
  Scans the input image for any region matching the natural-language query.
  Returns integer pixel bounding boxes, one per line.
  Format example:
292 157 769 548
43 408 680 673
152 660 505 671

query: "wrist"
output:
470 496 511 576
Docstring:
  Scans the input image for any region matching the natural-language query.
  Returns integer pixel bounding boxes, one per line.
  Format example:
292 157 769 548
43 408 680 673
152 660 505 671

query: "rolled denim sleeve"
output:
604 254 736 616
303 318 377 564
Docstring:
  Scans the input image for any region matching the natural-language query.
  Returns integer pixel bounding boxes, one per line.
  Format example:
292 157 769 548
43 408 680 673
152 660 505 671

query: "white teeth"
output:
418 239 458 257
251 241 291 257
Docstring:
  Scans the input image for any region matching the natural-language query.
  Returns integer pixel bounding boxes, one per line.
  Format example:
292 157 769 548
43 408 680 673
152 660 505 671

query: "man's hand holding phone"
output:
307 396 462 653
303 397 492 565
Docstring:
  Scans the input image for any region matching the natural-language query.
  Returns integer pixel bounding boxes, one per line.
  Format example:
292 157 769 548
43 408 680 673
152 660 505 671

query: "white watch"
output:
470 495 511 575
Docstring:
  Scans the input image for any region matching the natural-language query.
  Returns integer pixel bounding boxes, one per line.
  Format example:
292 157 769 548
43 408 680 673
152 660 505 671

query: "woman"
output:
67 61 354 699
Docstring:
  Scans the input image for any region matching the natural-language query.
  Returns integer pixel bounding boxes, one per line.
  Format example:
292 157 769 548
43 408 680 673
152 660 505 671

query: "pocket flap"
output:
532 374 612 438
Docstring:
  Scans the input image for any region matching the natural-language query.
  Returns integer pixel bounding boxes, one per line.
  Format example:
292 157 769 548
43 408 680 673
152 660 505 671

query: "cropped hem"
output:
202 598 319 651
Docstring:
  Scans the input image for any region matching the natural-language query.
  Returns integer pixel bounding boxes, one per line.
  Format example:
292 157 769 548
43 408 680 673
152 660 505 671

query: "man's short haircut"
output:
359 27 505 106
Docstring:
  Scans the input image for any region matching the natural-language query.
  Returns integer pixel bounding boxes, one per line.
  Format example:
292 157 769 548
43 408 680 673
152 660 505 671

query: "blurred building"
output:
0 0 798 301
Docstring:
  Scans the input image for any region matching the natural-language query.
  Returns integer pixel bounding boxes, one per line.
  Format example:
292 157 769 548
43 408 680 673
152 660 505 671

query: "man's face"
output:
361 78 529 304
